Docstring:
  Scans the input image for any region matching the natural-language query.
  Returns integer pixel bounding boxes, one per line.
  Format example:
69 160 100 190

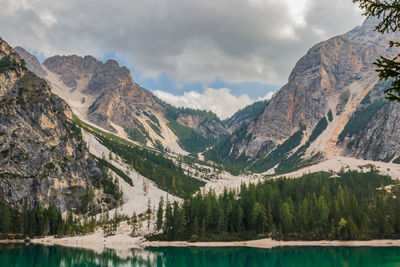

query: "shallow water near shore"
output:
1 243 400 266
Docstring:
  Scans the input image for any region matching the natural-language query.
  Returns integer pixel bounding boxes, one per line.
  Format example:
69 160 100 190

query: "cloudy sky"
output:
0 0 364 118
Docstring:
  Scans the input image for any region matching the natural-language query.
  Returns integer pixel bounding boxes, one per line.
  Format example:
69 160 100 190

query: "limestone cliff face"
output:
228 18 400 163
0 38 111 212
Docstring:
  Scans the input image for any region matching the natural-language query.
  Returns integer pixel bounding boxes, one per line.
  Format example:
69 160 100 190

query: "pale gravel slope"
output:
82 130 180 218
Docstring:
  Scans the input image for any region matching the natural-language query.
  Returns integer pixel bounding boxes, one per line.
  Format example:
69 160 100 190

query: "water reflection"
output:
1 243 400 267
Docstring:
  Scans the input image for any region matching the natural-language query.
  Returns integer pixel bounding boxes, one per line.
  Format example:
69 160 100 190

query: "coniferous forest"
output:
2 167 400 242
150 169 400 241
0 202 97 239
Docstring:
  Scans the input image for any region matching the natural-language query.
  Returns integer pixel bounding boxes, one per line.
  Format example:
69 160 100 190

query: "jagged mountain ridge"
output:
15 18 400 176
1 38 117 212
16 48 229 154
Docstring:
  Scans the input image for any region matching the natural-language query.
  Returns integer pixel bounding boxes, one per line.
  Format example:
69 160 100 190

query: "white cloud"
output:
282 0 309 27
154 88 274 119
0 0 364 86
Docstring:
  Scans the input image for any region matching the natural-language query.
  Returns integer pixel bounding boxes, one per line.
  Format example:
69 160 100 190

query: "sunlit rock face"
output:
0 38 112 212
228 18 400 163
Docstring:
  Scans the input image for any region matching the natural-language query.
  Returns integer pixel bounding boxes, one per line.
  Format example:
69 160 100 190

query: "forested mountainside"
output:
0 38 120 214
206 18 400 174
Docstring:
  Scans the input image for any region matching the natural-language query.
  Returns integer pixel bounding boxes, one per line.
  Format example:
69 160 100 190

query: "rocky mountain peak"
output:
104 59 120 68
43 54 102 88
85 58 133 95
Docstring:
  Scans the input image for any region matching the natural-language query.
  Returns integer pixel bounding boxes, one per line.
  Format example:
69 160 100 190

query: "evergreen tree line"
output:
151 170 400 241
0 202 100 239
0 199 133 239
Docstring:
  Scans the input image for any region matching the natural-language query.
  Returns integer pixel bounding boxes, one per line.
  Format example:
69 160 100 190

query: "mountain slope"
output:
16 48 229 154
16 18 400 177
1 38 118 212
337 80 400 162
42 54 229 153
207 18 400 173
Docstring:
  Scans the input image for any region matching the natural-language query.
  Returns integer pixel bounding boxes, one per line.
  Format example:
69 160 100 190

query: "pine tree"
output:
280 202 294 236
317 196 329 234
251 202 268 233
0 203 11 235
156 197 164 231
146 198 152 230
131 212 138 236
172 202 185 239
36 202 45 236
171 177 176 190
164 201 173 237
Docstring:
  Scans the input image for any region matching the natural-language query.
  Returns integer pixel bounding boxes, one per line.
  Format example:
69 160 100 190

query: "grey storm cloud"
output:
0 0 363 85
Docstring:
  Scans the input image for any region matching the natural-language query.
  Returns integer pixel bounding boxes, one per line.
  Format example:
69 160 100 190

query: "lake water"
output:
1 243 400 266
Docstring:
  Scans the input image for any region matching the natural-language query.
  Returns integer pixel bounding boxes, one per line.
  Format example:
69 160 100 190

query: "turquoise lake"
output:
1 244 400 266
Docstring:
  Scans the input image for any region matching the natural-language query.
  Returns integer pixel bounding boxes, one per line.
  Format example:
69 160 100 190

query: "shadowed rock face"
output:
14 46 46 78
349 102 400 161
337 81 400 162
228 18 400 162
0 38 113 212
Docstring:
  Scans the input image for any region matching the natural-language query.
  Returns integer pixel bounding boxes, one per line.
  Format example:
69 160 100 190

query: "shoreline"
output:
142 238 400 248
3 236 400 251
